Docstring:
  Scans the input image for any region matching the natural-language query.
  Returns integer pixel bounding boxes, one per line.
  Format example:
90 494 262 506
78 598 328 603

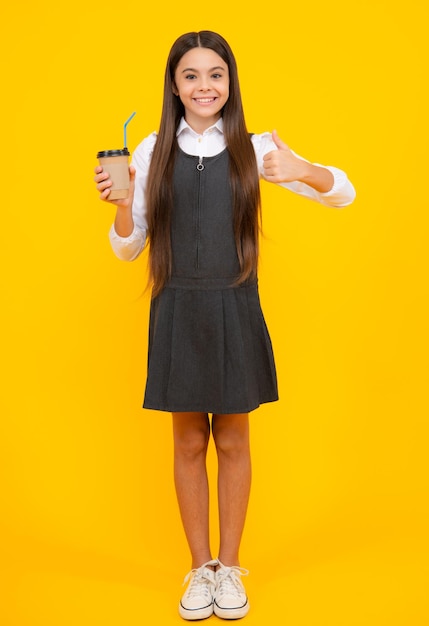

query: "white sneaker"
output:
179 559 218 621
214 561 250 619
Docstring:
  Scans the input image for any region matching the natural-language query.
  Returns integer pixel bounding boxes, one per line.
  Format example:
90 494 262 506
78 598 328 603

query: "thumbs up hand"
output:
262 130 310 184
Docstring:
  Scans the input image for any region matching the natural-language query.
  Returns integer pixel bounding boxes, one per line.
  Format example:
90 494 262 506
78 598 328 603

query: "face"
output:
173 47 229 133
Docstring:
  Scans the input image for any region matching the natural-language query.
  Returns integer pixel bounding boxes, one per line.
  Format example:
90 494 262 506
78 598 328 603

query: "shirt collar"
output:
176 117 224 137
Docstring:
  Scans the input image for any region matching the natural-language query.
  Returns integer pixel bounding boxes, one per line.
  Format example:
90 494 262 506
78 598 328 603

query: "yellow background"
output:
1 1 428 624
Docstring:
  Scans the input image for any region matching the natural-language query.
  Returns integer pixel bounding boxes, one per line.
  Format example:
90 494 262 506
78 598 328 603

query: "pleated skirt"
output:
143 276 278 414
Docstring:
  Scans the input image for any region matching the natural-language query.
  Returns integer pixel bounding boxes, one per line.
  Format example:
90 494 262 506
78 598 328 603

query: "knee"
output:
174 426 210 460
212 423 249 459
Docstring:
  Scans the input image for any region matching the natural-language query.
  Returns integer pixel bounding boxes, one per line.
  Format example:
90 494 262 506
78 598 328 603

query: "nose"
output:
198 77 210 91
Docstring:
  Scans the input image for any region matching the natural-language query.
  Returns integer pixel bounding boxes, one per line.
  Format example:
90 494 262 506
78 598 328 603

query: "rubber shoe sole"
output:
179 600 214 621
214 598 250 620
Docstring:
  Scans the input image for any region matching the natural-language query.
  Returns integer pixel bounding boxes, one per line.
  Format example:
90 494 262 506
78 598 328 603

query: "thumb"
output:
272 129 289 151
128 165 136 198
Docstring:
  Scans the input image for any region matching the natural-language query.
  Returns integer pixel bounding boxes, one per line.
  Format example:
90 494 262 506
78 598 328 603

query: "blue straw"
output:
123 111 136 148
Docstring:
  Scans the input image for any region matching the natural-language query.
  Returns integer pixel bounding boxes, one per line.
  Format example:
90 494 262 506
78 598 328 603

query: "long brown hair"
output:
146 31 261 297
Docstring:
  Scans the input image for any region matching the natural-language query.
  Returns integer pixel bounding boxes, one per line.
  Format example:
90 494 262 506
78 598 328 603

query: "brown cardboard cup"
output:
97 148 130 200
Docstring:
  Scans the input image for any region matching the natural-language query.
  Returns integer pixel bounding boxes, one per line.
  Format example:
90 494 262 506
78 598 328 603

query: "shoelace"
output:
216 565 249 599
182 560 217 600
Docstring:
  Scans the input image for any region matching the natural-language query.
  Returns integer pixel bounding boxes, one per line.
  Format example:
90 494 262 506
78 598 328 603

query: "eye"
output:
212 73 222 79
184 74 197 80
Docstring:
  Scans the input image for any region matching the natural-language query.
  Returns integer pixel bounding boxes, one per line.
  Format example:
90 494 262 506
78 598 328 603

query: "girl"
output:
94 31 355 621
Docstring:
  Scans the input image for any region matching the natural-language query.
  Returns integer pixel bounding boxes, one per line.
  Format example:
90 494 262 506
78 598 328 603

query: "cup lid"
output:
97 148 130 158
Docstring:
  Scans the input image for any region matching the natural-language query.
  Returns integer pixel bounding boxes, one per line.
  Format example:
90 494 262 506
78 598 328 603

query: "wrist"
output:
297 161 315 184
298 163 334 193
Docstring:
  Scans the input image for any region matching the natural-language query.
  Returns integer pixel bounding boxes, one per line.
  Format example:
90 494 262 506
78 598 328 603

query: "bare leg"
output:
172 411 212 569
212 413 251 566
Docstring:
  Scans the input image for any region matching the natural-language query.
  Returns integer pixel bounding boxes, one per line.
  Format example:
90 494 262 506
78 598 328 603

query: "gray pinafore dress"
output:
143 146 278 414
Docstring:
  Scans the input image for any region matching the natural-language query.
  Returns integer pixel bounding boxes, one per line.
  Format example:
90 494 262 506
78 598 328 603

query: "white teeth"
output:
196 98 215 103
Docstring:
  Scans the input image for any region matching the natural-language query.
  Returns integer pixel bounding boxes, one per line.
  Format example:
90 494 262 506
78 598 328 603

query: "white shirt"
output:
109 117 356 261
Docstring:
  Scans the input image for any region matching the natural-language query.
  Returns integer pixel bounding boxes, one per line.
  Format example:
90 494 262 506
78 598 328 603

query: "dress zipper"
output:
197 156 204 171
196 156 204 269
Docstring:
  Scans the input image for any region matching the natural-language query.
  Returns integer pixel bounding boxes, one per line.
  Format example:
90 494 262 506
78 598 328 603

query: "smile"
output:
194 97 217 104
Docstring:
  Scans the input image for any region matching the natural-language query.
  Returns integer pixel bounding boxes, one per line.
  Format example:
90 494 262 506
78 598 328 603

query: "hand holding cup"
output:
94 164 136 209
95 112 137 208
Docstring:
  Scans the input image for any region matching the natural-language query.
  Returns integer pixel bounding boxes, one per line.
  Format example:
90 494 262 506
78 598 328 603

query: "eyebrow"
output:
181 66 226 73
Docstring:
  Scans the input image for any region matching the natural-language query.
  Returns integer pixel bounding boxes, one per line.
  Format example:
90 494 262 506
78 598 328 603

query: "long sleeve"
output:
108 126 355 262
108 132 157 261
252 132 356 208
